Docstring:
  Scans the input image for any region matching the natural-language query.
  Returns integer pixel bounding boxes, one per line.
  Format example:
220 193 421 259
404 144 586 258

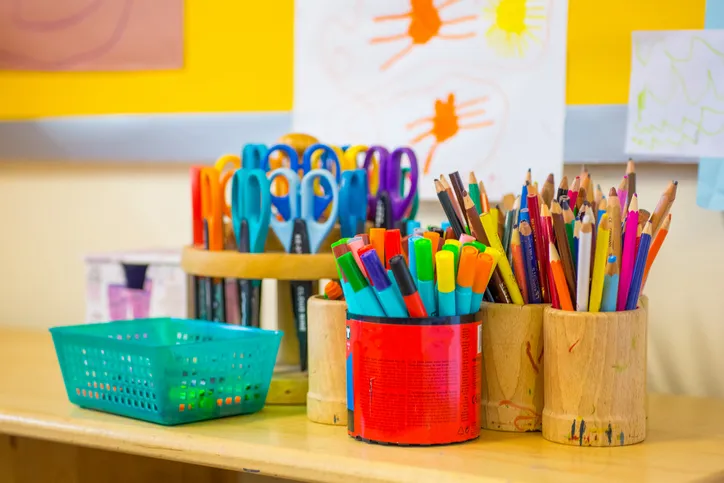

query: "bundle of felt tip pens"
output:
434 162 676 312
331 227 499 318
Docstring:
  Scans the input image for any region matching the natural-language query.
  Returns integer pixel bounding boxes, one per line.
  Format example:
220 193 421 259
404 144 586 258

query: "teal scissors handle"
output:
300 169 339 254
231 169 271 254
339 169 368 238
268 168 300 253
241 144 268 170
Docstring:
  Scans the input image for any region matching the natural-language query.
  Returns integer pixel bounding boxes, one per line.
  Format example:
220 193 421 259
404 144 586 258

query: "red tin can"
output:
346 313 482 445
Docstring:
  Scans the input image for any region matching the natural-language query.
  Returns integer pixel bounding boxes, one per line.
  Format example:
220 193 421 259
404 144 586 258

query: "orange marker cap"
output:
473 253 495 293
456 246 478 288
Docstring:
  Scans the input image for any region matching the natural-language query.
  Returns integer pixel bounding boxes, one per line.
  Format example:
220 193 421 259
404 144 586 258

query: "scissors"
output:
231 169 271 327
363 146 419 229
401 167 420 220
263 143 341 221
199 167 229 322
241 144 267 170
269 168 339 371
339 169 368 238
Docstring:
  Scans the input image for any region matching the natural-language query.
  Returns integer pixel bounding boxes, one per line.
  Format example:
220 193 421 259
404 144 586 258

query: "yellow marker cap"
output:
436 251 455 293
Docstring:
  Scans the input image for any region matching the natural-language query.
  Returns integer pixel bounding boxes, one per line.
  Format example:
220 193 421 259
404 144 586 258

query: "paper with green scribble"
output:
626 30 724 158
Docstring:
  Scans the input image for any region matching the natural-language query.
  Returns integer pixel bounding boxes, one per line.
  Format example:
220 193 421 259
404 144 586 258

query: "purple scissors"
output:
363 146 419 229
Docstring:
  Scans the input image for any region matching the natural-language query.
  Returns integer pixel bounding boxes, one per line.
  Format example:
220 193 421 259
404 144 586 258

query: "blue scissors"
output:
241 144 267 170
269 168 339 371
263 143 341 220
231 169 271 327
339 169 368 238
363 146 419 229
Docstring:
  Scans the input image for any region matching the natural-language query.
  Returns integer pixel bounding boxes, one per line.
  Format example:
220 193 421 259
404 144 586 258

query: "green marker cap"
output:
331 238 350 248
414 237 434 281
338 252 368 292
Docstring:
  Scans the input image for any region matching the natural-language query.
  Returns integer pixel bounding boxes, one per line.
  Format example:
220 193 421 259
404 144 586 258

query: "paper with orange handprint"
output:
0 0 183 70
293 0 567 201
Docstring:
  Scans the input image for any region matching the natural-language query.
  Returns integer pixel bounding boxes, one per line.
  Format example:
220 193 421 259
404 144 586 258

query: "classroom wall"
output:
0 161 722 398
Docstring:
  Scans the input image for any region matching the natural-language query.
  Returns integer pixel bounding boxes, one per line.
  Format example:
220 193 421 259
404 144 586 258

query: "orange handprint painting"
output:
370 0 477 71
408 93 495 174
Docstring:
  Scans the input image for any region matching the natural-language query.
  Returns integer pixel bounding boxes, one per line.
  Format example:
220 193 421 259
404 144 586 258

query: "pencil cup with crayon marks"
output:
542 306 647 446
480 303 546 432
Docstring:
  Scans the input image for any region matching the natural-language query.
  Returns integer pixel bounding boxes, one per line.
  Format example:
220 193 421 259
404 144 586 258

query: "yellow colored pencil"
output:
588 215 611 312
480 213 524 304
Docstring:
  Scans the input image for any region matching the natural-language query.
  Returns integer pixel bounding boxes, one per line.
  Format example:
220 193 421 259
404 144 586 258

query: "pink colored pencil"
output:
617 195 639 311
459 233 476 244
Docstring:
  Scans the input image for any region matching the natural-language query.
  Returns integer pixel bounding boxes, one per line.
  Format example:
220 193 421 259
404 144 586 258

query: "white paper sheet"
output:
293 0 568 200
626 30 724 159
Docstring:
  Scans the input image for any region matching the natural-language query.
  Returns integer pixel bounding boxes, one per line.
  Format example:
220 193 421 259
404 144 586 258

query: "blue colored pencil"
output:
518 221 542 303
521 183 529 212
601 255 619 312
625 221 653 310
518 207 531 226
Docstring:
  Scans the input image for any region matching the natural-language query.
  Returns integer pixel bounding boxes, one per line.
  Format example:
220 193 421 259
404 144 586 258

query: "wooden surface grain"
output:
1 328 724 483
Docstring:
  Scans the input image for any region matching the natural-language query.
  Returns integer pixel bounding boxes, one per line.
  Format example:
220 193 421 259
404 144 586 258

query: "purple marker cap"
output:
360 249 391 291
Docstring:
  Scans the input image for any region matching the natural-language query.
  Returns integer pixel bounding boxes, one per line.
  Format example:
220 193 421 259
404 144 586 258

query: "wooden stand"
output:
542 307 647 446
306 295 348 425
181 244 339 406
480 303 546 432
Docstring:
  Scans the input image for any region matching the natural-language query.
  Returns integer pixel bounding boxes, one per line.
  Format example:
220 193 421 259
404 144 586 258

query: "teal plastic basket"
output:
50 318 282 425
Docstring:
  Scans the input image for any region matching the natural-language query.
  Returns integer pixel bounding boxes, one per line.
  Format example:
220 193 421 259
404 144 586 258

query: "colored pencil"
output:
435 179 465 238
502 193 516 212
449 171 470 230
519 221 542 303
557 176 569 202
550 200 577 301
540 203 559 309
542 173 555 207
588 215 611 313
601 255 619 312
525 168 532 184
617 195 639 311
510 226 529 304
650 180 678 235
496 205 506 242
575 213 593 311
549 242 573 311
643 213 671 289
526 189 549 303
607 187 622 272
572 218 581 271
481 212 524 304
440 175 466 231
463 195 512 303
468 172 482 214
626 220 652 310
568 176 580 213
479 180 491 213
618 175 629 213
502 196 518 263
626 159 636 210
576 187 586 214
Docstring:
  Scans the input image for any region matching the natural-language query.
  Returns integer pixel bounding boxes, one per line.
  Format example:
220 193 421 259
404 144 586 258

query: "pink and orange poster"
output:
0 0 183 71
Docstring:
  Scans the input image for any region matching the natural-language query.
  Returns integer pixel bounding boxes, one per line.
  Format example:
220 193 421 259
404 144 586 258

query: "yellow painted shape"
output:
0 1 294 119
566 0 705 105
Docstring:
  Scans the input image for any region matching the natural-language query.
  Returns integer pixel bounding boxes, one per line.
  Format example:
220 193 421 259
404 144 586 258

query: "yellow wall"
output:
1 162 722 398
0 0 705 119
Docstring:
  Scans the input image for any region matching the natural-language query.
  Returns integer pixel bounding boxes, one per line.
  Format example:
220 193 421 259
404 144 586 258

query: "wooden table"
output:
1 328 724 483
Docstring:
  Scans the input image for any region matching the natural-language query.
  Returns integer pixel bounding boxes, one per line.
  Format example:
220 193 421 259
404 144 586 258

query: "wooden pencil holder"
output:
542 307 647 447
480 303 546 432
306 295 348 425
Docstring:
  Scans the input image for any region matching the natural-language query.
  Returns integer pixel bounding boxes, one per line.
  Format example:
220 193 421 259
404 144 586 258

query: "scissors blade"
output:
290 218 311 371
374 190 393 229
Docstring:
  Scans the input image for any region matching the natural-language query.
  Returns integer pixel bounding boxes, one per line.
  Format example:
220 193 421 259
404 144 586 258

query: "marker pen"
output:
455 246 477 315
436 251 456 317
414 238 437 316
407 235 421 284
360 250 407 317
384 229 403 269
441 221 451 232
347 237 371 283
442 243 460 279
331 240 359 314
423 231 441 267
470 252 496 314
389 255 428 318
406 220 421 237
459 234 475 245
369 228 386 265
338 253 385 317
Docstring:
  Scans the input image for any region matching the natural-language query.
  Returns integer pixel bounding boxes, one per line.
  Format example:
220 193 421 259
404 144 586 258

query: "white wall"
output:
1 161 721 398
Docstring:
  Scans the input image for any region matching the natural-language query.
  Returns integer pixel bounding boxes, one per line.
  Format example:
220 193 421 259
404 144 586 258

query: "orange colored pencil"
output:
642 213 671 289
510 227 529 304
549 242 574 311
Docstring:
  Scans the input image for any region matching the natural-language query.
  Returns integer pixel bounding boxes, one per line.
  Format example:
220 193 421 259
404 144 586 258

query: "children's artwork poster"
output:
293 0 569 201
626 30 724 159
0 0 183 71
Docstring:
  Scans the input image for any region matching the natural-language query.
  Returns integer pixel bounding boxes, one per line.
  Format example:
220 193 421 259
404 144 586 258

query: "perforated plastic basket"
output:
50 318 282 425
